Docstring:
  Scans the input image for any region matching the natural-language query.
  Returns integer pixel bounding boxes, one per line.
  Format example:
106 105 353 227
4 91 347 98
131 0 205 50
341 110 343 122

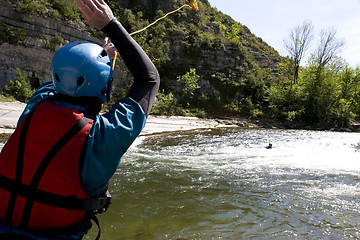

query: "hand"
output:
74 0 114 29
103 37 117 59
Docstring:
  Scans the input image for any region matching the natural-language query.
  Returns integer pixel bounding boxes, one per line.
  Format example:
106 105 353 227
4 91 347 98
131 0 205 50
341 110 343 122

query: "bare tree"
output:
314 28 344 68
284 21 314 84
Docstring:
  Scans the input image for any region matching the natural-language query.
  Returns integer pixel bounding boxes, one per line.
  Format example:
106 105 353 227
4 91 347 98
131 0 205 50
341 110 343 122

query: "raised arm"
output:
75 0 160 117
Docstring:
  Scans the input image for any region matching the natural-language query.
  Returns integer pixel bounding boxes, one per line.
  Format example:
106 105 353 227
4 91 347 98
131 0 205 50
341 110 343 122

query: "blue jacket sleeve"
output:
17 81 54 125
80 97 146 197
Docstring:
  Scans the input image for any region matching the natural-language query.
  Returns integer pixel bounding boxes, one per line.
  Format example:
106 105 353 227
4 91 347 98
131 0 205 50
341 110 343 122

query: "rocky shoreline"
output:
0 101 242 138
1 100 358 141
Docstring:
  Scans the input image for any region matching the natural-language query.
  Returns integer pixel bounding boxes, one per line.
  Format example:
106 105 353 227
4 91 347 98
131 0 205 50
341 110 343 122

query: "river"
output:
1 128 360 239
85 128 360 240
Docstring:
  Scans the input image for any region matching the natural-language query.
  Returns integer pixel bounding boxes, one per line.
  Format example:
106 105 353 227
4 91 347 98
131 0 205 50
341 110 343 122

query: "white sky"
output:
207 0 360 67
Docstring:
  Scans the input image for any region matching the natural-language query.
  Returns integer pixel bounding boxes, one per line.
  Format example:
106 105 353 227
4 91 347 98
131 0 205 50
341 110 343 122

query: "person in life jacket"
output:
0 0 160 239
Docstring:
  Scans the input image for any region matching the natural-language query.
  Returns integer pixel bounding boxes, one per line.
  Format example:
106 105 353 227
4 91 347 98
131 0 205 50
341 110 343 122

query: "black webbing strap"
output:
19 116 92 229
0 174 111 211
90 215 101 240
5 109 36 223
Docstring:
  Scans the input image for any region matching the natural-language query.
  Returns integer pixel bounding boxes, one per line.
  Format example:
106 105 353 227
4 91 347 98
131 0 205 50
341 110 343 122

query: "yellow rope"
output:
112 4 188 69
112 3 195 69
112 51 117 71
130 4 190 36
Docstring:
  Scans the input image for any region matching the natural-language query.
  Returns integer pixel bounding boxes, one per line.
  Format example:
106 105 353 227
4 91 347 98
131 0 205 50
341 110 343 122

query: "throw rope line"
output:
112 51 117 71
130 0 199 36
130 4 189 36
112 0 199 68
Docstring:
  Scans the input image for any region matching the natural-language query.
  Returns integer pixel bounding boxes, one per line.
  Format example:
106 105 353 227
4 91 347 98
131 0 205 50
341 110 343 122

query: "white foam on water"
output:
129 136 147 149
182 130 360 174
109 129 360 239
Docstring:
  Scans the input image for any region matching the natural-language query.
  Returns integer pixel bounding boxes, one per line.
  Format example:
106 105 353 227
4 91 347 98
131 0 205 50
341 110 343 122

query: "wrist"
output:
101 17 118 32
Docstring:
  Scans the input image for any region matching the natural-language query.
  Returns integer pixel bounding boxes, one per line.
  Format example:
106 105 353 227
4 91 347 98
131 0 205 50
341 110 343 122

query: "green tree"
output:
338 65 360 122
152 90 179 116
301 28 345 127
267 84 305 124
350 67 360 120
2 68 34 102
228 23 241 42
177 68 200 100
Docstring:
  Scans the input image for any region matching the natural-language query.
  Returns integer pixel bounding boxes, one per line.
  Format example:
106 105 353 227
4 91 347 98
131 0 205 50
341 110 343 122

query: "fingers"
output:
104 37 109 45
96 0 109 10
75 0 102 16
74 0 93 20
103 37 114 49
87 0 101 12
74 0 114 29
93 0 105 11
103 37 117 58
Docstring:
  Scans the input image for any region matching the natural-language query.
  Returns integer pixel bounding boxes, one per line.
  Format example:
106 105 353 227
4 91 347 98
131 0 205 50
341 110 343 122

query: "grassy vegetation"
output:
45 33 65 51
0 20 27 45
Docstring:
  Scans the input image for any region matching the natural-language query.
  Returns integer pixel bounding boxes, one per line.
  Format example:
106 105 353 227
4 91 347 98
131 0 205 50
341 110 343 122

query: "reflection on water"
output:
2 129 360 239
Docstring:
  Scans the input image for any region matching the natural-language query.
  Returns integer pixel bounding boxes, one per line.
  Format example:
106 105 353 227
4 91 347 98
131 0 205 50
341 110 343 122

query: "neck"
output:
54 94 102 117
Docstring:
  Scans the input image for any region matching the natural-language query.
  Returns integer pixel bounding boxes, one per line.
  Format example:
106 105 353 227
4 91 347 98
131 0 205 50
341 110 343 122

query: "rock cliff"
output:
0 0 281 100
0 1 132 90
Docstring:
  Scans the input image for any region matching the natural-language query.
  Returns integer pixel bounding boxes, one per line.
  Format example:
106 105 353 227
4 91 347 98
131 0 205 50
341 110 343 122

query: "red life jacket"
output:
0 100 109 233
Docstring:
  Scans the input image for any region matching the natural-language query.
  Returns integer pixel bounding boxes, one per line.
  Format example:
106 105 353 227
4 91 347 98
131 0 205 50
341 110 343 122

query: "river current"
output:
2 128 360 239
85 128 360 240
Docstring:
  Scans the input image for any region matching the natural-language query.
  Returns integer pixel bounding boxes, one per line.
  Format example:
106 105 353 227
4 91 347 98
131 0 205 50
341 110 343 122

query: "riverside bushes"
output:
1 68 34 103
267 62 360 129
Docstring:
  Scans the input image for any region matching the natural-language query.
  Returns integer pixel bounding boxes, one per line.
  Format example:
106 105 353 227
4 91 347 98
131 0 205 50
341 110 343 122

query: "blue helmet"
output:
50 41 113 103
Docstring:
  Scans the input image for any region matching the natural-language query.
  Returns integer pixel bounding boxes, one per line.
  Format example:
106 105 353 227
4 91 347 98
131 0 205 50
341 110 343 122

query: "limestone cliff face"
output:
0 2 90 88
0 0 281 99
0 1 130 90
